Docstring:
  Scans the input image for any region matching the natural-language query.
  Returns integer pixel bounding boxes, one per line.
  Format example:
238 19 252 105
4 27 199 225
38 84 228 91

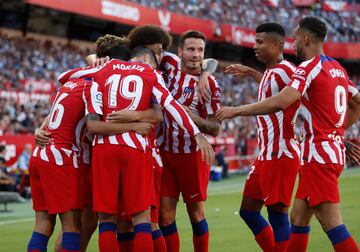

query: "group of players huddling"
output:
26 16 360 252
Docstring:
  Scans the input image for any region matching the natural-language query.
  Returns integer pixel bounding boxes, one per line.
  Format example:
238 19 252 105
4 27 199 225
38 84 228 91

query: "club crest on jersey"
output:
183 87 194 99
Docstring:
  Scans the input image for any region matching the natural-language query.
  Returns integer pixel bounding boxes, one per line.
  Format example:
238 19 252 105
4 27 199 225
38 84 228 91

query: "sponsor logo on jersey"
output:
95 92 102 104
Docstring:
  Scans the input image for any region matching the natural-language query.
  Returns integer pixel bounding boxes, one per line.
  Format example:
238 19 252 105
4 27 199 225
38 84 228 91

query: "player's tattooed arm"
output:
86 113 153 136
346 93 360 128
198 58 219 104
225 64 263 83
106 105 163 124
344 140 360 165
182 106 220 137
216 86 301 120
34 115 51 147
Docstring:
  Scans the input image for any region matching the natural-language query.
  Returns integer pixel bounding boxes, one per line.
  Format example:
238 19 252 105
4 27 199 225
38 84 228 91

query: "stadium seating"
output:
129 0 360 43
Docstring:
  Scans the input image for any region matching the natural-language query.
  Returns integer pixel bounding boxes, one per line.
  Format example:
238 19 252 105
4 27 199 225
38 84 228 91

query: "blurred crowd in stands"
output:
0 35 359 163
0 142 32 196
130 0 360 43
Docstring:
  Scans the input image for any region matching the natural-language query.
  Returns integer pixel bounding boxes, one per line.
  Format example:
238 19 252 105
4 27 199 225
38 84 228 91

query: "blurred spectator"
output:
215 145 229 178
17 143 32 173
15 144 31 198
0 157 16 191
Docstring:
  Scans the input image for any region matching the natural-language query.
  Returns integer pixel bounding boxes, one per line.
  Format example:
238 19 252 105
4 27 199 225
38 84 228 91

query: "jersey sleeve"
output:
83 80 103 116
348 79 359 98
205 76 221 115
160 51 180 75
57 61 110 84
151 70 200 137
287 57 322 96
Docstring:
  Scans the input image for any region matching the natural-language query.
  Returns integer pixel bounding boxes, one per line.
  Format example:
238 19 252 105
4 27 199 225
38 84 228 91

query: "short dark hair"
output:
127 25 173 50
95 34 131 60
131 46 158 67
179 30 206 48
256 22 285 37
299 16 327 42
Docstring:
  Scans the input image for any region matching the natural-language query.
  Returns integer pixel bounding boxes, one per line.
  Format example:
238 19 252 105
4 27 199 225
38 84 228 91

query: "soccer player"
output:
58 46 213 252
86 27 219 252
218 23 300 252
34 37 156 252
94 32 167 252
27 76 146 252
157 30 221 252
216 17 360 252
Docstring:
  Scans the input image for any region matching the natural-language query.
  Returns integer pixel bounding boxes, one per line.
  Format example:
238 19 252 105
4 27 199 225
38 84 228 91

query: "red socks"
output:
133 223 153 252
98 222 118 252
161 222 180 252
255 225 275 252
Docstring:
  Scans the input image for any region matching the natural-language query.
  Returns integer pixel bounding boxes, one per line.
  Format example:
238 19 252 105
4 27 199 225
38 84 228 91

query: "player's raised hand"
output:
345 140 360 165
133 122 154 135
225 64 250 79
106 110 138 123
34 129 51 147
215 107 238 121
195 133 215 164
197 73 211 104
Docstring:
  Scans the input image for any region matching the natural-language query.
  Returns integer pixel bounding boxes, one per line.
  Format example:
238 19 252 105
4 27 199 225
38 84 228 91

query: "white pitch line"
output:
0 217 34 225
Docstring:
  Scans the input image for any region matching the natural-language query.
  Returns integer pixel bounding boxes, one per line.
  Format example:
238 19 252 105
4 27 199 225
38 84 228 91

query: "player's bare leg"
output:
131 208 153 252
28 211 56 252
187 201 209 252
285 198 313 252
54 208 97 252
159 196 179 252
117 220 134 252
267 203 290 252
313 202 359 251
58 210 81 252
239 197 274 252
80 207 97 252
33 211 56 237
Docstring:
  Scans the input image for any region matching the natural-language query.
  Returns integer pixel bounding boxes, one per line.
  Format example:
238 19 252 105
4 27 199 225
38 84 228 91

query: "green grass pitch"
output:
0 168 359 251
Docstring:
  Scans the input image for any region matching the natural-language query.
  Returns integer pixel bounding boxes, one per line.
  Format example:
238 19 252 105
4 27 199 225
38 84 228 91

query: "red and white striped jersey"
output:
32 78 102 167
288 55 359 165
75 118 93 166
157 52 221 153
58 59 200 152
257 60 300 161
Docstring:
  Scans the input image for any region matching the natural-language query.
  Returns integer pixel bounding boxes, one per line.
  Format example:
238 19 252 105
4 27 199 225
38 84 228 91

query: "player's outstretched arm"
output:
86 113 154 136
34 115 51 147
216 86 301 120
152 71 215 164
106 105 163 124
182 106 220 137
346 93 360 128
225 64 263 83
198 58 218 104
